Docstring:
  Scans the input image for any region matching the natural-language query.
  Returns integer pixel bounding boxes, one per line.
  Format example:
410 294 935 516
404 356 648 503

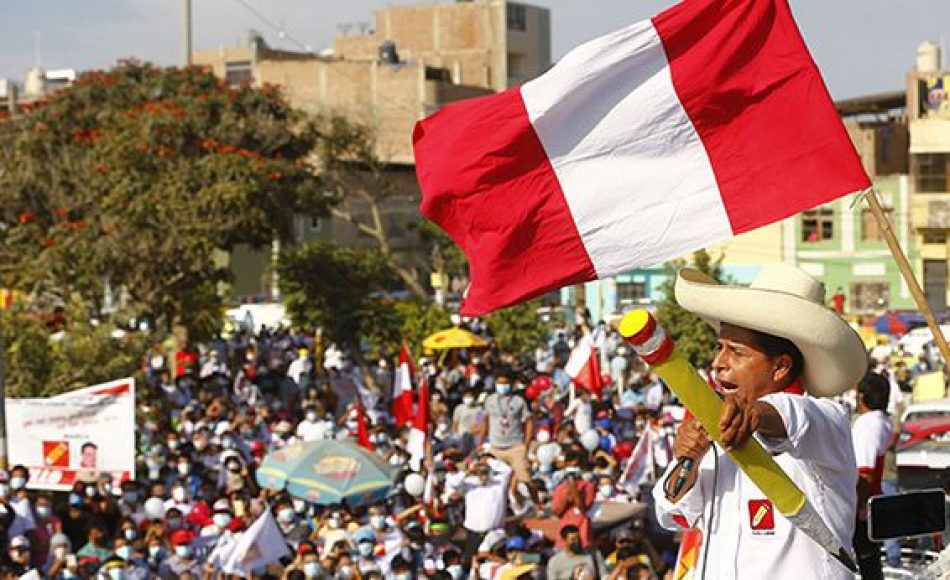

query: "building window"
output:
801 207 834 243
225 61 253 86
923 231 948 244
507 4 527 31
617 281 647 305
852 282 890 312
860 207 892 242
310 217 322 232
914 153 950 193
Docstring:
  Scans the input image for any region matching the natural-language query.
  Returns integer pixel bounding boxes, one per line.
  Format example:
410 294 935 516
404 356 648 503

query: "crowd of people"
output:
0 294 942 579
0 315 684 580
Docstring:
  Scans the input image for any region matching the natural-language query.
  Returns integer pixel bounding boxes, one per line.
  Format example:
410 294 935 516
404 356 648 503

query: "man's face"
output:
712 323 786 402
81 446 97 468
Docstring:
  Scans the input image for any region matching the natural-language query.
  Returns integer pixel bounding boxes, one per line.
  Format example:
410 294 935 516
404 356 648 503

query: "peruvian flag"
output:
620 429 655 488
564 335 604 398
356 401 374 451
414 0 870 316
407 375 430 472
391 344 414 427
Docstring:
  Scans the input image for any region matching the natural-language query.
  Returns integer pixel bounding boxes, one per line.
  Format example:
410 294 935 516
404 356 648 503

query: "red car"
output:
897 415 950 490
898 416 950 450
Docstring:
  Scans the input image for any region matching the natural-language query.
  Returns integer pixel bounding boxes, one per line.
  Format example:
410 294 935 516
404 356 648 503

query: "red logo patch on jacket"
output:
748 499 775 534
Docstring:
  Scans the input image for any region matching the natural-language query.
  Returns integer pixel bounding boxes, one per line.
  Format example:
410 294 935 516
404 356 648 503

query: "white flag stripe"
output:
521 19 730 277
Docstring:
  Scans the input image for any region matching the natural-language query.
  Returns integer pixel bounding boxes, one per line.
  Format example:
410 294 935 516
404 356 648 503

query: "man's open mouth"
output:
717 378 740 395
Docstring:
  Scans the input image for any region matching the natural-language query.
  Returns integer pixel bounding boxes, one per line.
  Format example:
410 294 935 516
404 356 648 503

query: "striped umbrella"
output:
255 439 396 506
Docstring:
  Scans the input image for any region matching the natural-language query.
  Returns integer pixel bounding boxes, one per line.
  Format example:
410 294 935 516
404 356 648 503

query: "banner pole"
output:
864 188 950 366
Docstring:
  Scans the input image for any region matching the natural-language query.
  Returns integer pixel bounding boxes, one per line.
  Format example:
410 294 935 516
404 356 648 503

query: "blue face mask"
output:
496 383 512 396
69 493 83 507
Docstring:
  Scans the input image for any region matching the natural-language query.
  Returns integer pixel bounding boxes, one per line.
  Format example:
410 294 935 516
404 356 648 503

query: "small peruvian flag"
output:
565 334 604 398
407 375 430 472
391 344 415 427
356 401 374 451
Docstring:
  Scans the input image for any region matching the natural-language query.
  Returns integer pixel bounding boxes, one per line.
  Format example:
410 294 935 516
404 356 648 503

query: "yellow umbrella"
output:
422 327 489 350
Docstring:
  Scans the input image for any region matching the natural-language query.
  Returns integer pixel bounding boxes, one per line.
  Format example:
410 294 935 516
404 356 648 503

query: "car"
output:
897 398 950 490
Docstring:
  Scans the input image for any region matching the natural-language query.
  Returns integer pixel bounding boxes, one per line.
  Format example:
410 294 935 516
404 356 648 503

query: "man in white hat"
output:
653 264 867 580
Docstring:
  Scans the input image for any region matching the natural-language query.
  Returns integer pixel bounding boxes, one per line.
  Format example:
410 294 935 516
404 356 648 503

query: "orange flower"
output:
18 212 35 224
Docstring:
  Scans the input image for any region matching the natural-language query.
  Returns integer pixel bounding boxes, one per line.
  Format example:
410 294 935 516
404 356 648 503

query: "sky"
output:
0 0 948 99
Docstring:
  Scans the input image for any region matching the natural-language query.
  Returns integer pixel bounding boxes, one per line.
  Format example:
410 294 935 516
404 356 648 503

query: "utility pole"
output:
184 0 193 66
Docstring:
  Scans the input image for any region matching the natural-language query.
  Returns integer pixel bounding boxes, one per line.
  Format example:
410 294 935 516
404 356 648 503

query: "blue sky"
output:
1 0 948 99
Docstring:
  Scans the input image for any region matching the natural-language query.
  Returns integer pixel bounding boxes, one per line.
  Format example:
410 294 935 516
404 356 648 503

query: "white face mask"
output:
599 484 614 498
303 562 321 578
213 513 232 528
536 430 551 444
53 546 68 560
172 487 186 502
175 545 192 558
447 564 463 580
306 412 317 422
463 396 475 406
177 463 190 476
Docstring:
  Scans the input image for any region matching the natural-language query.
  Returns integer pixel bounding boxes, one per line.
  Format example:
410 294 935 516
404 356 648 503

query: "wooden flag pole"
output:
864 189 950 365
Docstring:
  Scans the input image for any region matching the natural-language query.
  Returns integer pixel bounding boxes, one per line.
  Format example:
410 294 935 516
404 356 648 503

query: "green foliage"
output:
0 61 327 340
277 242 396 354
0 300 147 397
655 250 725 369
395 300 453 354
485 299 550 355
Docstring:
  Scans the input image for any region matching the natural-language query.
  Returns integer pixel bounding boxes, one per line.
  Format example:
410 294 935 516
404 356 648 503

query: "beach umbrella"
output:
255 439 396 506
872 312 908 336
422 327 489 350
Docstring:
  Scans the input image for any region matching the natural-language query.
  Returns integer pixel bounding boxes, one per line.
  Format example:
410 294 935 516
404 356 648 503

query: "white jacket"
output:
654 393 858 580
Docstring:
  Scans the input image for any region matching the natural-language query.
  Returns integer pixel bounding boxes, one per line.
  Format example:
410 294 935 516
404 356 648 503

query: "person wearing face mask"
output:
354 532 382 576
4 466 37 544
218 453 250 495
296 404 333 442
159 529 203 578
43 533 72 578
546 525 607 580
359 503 404 576
145 538 167 574
163 507 186 536
274 499 312 548
77 521 113 563
451 387 483 455
31 494 61 565
163 482 193 517
57 485 90 552
480 369 533 497
452 457 512 577
201 499 234 538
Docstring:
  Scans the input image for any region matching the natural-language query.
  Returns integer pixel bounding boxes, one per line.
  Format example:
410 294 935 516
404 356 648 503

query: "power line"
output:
231 0 313 53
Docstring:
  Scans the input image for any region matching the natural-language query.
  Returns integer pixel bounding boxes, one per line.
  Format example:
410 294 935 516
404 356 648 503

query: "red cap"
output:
170 529 195 545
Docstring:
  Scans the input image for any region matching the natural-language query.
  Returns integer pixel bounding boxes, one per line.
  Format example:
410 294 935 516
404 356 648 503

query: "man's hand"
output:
673 417 711 461
719 396 763 451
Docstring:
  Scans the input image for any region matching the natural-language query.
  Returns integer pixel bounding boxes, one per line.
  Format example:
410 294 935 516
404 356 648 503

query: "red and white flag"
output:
407 375 430 472
414 0 870 316
391 344 414 427
565 335 604 398
356 401 374 451
620 428 655 488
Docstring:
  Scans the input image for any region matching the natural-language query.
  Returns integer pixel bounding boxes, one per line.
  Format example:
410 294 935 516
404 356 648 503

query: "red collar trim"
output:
782 379 805 396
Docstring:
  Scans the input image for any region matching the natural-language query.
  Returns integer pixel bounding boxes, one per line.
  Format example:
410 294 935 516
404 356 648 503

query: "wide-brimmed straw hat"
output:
674 263 867 397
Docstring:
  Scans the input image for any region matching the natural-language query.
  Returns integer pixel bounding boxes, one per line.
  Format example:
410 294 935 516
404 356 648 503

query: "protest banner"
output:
5 377 135 490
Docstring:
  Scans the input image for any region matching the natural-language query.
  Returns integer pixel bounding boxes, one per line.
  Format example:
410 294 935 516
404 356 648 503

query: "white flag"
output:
620 429 654 489
222 509 290 577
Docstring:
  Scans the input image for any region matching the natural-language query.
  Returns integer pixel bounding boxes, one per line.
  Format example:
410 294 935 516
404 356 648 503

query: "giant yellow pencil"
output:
620 309 856 572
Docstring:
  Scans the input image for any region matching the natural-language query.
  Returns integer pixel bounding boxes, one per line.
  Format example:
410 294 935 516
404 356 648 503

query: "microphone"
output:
670 457 694 497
